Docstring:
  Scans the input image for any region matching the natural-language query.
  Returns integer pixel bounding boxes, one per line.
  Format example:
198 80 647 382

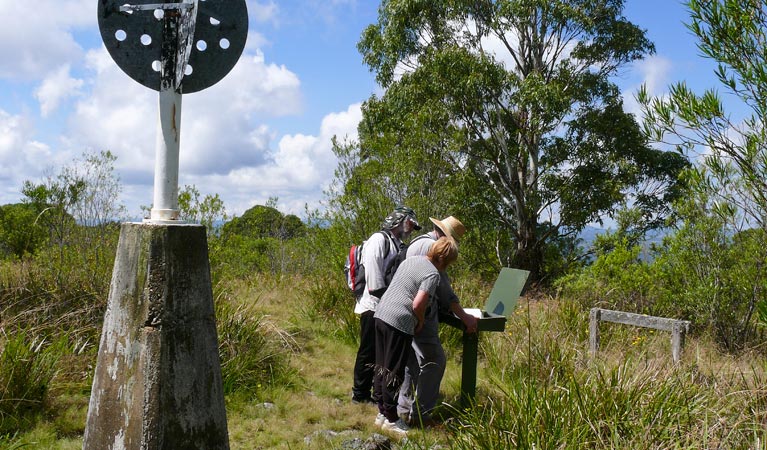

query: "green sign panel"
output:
485 267 530 317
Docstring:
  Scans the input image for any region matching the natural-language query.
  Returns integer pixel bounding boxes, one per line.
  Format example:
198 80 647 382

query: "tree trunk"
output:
513 218 542 282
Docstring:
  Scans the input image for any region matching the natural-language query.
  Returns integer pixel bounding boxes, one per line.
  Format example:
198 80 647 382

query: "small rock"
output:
340 433 393 450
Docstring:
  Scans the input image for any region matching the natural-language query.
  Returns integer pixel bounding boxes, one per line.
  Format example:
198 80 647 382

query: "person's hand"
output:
415 319 424 335
462 314 478 334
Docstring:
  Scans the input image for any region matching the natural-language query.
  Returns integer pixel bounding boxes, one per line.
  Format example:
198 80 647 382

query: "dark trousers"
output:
352 310 377 401
374 318 413 422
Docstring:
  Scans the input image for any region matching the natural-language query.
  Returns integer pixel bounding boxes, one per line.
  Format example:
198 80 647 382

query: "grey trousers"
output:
397 336 446 419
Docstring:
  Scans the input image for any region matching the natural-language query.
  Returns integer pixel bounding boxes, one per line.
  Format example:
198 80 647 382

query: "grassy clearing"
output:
3 272 767 448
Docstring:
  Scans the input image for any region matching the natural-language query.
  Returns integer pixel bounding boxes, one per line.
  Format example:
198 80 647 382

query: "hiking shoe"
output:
351 396 375 405
374 413 386 427
381 418 410 435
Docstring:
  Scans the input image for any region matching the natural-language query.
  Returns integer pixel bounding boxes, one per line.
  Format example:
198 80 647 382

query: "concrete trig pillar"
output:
83 223 228 449
88 1 249 446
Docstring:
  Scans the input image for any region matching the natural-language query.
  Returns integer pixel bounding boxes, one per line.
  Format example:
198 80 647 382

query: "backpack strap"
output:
409 233 434 245
377 230 398 258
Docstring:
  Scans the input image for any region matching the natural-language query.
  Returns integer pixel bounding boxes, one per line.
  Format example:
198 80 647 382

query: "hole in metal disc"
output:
151 60 161 72
185 65 193 76
209 17 220 26
154 9 164 19
196 40 207 51
141 34 152 46
115 29 127 41
219 38 230 50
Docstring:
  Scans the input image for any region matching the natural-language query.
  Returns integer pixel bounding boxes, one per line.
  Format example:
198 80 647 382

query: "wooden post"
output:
589 308 601 358
671 321 686 363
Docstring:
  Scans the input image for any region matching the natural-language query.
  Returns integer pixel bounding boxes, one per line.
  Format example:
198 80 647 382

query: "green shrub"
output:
555 241 663 314
557 219 767 351
303 275 359 345
216 295 296 396
210 235 274 280
652 220 767 350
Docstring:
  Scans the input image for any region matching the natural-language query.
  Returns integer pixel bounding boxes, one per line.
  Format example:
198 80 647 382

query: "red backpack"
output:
344 231 400 298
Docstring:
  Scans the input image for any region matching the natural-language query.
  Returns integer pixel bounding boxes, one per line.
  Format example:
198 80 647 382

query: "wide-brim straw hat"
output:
429 216 466 242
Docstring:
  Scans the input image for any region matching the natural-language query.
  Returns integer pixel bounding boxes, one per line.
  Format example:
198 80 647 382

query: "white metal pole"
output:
150 88 182 221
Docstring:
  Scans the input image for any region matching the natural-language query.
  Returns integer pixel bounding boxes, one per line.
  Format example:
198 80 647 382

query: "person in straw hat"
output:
372 236 458 436
396 215 478 428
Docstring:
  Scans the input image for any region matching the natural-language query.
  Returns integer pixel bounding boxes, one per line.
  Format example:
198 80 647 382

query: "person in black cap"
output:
351 206 421 404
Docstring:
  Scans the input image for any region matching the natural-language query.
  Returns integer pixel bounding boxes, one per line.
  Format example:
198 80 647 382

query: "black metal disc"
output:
97 0 248 93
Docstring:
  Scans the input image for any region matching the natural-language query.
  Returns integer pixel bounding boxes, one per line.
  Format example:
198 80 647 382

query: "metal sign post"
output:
97 0 248 220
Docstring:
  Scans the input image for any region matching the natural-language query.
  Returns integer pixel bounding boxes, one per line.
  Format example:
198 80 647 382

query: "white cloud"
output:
67 49 157 180
179 49 303 175
179 103 362 216
35 65 85 117
245 31 270 52
248 0 279 24
187 50 302 120
0 110 53 202
622 55 672 118
61 41 306 214
636 55 672 96
0 0 92 80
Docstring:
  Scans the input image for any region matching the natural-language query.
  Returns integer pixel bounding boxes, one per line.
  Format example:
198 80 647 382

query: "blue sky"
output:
0 0 727 218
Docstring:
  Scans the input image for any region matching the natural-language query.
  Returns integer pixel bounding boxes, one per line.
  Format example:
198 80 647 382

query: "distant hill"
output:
578 225 606 249
577 225 670 262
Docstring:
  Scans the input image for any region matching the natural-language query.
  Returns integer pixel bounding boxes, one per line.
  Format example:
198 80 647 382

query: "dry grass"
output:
6 272 767 448
224 274 450 448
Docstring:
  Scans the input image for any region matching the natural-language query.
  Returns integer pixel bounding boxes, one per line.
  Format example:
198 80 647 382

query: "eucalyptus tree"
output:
638 0 767 343
343 0 688 279
639 0 767 231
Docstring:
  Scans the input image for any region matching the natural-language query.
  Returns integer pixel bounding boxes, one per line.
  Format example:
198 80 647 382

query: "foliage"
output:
341 0 689 281
556 240 662 314
23 150 125 237
639 0 767 235
0 203 47 258
652 200 766 351
222 201 305 241
20 151 124 291
177 184 227 237
558 205 766 351
0 333 66 435
635 0 767 347
441 298 767 449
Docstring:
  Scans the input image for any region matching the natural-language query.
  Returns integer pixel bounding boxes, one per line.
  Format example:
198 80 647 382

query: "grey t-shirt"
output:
404 233 460 339
374 256 439 335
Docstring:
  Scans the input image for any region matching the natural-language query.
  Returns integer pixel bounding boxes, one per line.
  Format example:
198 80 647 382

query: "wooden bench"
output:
589 308 690 363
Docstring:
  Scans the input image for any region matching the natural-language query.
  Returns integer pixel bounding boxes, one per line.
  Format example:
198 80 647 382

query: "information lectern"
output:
441 267 530 408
